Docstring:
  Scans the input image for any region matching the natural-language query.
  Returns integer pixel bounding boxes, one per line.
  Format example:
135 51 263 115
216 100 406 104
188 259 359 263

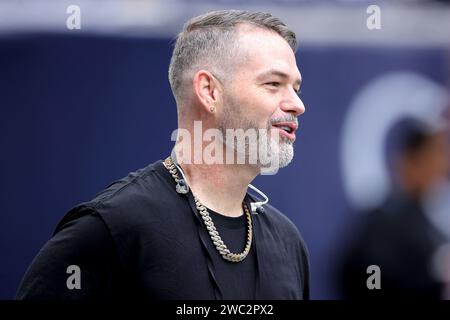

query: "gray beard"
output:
217 95 295 170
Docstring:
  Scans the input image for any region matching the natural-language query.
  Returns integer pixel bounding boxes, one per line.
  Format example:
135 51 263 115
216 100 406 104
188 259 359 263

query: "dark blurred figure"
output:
339 118 450 299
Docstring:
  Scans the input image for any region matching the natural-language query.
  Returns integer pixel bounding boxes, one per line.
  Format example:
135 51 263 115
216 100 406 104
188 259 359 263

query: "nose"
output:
280 90 305 117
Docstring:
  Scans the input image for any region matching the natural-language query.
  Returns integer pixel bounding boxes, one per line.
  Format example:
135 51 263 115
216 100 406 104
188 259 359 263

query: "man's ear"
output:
192 70 221 114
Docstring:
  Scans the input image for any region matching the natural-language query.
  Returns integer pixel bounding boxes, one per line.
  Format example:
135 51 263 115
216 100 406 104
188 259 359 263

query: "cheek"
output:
250 94 279 119
230 86 279 126
236 95 267 115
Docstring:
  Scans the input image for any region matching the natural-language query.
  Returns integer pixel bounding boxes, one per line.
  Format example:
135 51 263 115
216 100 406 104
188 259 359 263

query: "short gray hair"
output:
168 10 297 105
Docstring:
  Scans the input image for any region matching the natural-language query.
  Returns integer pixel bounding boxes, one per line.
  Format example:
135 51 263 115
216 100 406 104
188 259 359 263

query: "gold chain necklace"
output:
163 157 253 262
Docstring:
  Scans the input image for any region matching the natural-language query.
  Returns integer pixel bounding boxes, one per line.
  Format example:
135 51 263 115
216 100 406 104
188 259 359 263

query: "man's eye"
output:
266 82 280 88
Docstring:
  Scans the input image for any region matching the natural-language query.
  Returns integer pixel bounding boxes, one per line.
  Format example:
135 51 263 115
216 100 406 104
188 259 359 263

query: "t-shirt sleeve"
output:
16 210 119 300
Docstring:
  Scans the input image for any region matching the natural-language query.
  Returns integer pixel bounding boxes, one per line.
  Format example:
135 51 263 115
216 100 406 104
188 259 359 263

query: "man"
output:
339 118 450 299
17 10 309 300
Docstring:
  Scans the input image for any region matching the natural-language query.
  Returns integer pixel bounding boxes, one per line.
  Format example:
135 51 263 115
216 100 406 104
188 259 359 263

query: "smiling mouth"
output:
271 122 297 134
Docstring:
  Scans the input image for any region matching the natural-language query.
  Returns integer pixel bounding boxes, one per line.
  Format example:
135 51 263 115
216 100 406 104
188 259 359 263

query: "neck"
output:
173 143 259 217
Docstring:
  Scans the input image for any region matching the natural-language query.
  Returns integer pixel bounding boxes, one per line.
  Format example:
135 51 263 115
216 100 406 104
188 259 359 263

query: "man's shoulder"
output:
55 159 174 232
92 160 166 204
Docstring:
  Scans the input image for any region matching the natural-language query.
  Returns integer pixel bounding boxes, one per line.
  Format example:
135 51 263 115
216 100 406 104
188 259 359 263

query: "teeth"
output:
273 124 294 133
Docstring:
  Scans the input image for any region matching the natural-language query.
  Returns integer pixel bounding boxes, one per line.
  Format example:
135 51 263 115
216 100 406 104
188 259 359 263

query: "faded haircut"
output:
168 10 297 106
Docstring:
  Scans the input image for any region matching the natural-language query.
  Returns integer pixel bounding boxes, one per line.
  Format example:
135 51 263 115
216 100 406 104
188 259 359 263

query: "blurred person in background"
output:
339 117 450 299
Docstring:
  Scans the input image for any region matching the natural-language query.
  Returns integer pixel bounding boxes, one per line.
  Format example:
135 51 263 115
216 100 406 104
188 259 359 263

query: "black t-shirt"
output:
16 209 257 300
206 209 256 300
17 212 125 300
16 160 309 300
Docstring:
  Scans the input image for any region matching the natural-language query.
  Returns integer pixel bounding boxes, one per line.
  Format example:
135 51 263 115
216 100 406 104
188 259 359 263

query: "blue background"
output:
0 34 448 299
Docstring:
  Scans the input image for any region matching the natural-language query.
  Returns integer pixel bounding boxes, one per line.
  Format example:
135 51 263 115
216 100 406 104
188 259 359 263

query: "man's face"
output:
217 26 305 169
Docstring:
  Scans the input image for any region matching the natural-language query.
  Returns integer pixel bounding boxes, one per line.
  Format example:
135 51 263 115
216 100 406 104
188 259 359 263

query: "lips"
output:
272 121 298 141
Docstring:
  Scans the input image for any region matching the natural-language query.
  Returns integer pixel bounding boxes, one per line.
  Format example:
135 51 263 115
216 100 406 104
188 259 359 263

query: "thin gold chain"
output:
163 157 253 262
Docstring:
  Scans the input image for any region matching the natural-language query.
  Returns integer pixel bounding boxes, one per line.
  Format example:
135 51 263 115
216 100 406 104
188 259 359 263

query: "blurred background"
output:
1 0 450 299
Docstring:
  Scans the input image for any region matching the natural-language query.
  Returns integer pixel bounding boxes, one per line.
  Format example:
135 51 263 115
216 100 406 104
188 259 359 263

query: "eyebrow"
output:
256 69 302 88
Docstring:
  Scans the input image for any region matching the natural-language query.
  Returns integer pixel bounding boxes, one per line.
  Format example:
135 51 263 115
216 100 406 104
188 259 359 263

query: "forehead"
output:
234 25 300 80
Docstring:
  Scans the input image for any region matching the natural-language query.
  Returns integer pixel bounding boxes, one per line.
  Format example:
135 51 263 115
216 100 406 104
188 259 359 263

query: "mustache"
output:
270 115 298 126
